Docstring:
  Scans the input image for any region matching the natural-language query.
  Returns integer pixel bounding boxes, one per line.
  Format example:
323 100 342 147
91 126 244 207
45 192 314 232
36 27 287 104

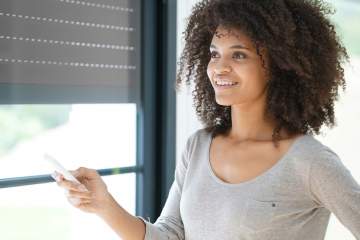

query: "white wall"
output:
176 0 203 165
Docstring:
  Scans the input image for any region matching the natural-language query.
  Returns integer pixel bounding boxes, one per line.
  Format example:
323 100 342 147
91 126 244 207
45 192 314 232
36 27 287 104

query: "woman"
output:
53 0 360 239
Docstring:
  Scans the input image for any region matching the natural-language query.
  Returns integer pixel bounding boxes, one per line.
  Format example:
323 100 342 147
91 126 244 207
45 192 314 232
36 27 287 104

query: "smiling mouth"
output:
214 80 239 88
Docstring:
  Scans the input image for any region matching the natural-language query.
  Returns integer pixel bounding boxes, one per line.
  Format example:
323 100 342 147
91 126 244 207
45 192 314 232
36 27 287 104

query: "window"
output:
0 105 137 239
0 0 177 239
0 169 136 239
0 104 136 178
0 0 176 237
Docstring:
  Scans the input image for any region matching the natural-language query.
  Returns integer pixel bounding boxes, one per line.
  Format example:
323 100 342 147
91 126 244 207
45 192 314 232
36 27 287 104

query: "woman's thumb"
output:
70 169 80 177
71 167 97 178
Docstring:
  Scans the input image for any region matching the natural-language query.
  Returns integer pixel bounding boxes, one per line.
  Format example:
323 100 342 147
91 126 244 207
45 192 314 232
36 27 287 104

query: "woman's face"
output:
207 26 270 107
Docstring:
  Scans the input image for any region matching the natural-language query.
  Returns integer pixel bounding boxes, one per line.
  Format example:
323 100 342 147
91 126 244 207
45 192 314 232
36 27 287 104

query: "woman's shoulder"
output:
182 128 212 156
299 134 339 156
186 127 212 143
295 134 343 168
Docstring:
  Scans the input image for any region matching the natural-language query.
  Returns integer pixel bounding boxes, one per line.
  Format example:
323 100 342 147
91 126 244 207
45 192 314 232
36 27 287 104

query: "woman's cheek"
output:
206 64 213 79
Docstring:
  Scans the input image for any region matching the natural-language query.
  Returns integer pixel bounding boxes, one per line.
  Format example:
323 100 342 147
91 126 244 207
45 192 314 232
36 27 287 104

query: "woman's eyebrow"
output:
210 44 250 50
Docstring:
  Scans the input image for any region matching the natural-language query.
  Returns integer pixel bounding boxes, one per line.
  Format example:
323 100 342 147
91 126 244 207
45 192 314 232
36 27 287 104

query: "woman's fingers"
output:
68 197 92 206
55 175 88 192
56 179 82 191
70 167 99 180
67 189 92 199
52 170 98 212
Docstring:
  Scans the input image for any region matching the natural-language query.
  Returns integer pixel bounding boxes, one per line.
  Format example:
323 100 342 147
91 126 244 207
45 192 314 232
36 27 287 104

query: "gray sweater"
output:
137 128 360 239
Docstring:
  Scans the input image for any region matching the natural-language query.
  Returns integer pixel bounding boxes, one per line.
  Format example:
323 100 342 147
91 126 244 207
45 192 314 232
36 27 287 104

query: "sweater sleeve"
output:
136 131 196 240
309 147 360 238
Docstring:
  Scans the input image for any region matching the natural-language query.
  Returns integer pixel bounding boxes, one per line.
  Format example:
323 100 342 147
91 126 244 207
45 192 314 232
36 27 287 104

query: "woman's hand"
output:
53 168 146 240
53 167 112 215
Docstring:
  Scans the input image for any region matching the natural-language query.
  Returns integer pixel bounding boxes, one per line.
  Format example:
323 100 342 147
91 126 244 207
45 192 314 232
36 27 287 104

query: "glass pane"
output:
0 103 136 179
0 173 135 240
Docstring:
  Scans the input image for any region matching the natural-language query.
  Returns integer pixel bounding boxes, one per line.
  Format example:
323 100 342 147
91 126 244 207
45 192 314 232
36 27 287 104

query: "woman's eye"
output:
233 52 246 59
209 51 246 60
210 51 219 58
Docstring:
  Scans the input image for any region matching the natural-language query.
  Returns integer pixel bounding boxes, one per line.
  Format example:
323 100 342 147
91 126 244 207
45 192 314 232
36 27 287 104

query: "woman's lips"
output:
214 81 239 90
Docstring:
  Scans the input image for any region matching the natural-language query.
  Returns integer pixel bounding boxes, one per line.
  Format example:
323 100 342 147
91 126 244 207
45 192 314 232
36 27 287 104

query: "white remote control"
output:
44 153 82 185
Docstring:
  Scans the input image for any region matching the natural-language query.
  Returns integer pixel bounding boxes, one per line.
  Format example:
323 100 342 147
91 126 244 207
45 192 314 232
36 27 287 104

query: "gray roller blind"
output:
0 0 140 104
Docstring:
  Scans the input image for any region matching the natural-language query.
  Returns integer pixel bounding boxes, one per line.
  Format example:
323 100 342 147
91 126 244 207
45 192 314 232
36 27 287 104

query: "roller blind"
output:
0 0 140 104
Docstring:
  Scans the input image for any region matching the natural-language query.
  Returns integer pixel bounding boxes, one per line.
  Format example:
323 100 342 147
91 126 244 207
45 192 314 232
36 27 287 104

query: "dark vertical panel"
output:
136 0 177 221
159 0 177 210
136 0 159 221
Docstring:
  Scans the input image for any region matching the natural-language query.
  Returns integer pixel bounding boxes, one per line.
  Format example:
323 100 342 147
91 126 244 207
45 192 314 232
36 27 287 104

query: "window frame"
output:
0 0 177 223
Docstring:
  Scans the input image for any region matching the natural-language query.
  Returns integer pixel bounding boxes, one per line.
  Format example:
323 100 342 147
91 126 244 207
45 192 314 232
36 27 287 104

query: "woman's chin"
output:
215 98 233 107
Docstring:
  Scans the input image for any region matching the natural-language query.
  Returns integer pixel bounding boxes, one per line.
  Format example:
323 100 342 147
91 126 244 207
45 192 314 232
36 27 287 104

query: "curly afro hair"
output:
176 0 349 146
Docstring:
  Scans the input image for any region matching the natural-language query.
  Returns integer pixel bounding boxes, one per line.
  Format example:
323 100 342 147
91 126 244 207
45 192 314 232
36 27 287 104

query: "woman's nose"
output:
214 64 232 74
213 60 232 74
